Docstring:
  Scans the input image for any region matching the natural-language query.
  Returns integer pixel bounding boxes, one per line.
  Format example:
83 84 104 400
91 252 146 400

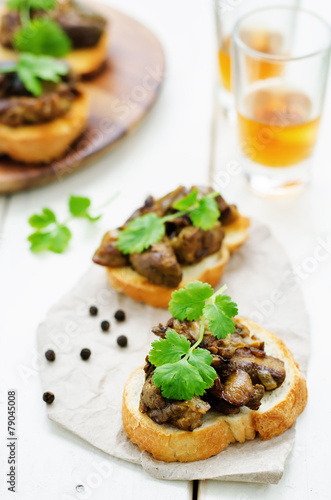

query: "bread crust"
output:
223 216 250 252
0 91 88 164
122 319 307 462
246 320 308 441
65 31 109 76
107 245 230 309
106 215 249 308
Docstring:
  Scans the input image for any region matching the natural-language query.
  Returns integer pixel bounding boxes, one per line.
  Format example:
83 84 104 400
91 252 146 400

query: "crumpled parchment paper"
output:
37 221 309 484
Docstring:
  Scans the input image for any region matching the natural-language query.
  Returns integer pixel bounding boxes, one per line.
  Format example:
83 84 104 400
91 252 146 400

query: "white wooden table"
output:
0 0 330 499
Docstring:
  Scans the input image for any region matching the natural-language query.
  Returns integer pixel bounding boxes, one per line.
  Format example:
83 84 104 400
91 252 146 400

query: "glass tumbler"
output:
232 7 331 196
214 0 300 118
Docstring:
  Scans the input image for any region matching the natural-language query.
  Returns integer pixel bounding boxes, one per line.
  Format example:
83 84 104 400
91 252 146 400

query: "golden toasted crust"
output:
106 215 250 308
245 320 308 441
0 91 88 164
107 245 231 309
223 216 250 252
65 31 109 76
0 43 15 63
122 319 307 462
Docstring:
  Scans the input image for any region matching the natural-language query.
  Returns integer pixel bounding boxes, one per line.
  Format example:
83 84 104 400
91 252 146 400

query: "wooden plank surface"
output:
0 3 165 193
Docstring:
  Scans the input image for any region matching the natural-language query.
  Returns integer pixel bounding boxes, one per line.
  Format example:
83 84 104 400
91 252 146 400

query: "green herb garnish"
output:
28 194 116 254
68 196 102 222
14 18 71 57
7 0 56 10
6 0 71 57
117 189 220 255
0 53 68 96
148 281 238 400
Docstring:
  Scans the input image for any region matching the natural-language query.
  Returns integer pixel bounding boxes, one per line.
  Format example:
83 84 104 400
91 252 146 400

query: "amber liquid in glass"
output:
238 85 320 167
218 30 284 92
218 36 231 91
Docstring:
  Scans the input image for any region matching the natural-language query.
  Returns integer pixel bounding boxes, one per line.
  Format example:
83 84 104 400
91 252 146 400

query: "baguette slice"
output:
107 215 250 309
122 318 307 462
0 91 88 164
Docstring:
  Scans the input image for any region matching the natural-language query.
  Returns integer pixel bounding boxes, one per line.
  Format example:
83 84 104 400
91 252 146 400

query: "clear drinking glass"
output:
232 7 331 196
214 0 300 119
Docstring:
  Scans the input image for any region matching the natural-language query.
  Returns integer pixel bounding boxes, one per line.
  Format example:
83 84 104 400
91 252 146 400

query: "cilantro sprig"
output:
1 0 72 96
117 189 220 255
7 0 56 10
28 194 116 254
6 0 71 57
148 281 238 401
0 53 69 96
14 18 71 57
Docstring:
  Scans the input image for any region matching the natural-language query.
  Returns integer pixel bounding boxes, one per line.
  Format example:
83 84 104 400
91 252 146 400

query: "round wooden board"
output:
0 4 165 194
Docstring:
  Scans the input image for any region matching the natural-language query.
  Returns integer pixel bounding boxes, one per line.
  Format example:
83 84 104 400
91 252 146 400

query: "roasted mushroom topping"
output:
139 319 285 431
0 64 80 127
129 241 183 287
92 230 129 268
93 186 240 287
222 369 255 406
139 374 210 431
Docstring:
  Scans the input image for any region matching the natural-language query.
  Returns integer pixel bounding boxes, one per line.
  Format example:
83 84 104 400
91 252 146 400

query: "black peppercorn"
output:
45 349 56 362
101 320 110 332
43 392 55 404
117 335 128 347
114 310 126 322
144 196 154 208
89 306 98 316
80 348 91 360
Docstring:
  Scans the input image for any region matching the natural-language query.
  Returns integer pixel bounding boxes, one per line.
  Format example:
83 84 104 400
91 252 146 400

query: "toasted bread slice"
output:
0 91 88 164
122 319 307 462
107 245 230 309
223 215 250 252
106 215 249 308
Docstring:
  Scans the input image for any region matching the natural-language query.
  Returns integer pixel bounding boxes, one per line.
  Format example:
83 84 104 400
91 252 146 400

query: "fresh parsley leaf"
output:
148 330 191 367
29 0 56 9
3 53 69 97
153 358 207 400
172 188 198 211
204 294 238 339
117 213 165 255
6 0 25 8
28 208 56 229
188 348 216 387
190 196 220 231
27 195 113 254
28 231 53 253
17 62 42 95
147 281 238 401
169 281 213 321
28 226 71 253
69 196 101 222
47 226 72 253
7 0 56 10
214 293 239 318
14 18 71 57
69 196 90 216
